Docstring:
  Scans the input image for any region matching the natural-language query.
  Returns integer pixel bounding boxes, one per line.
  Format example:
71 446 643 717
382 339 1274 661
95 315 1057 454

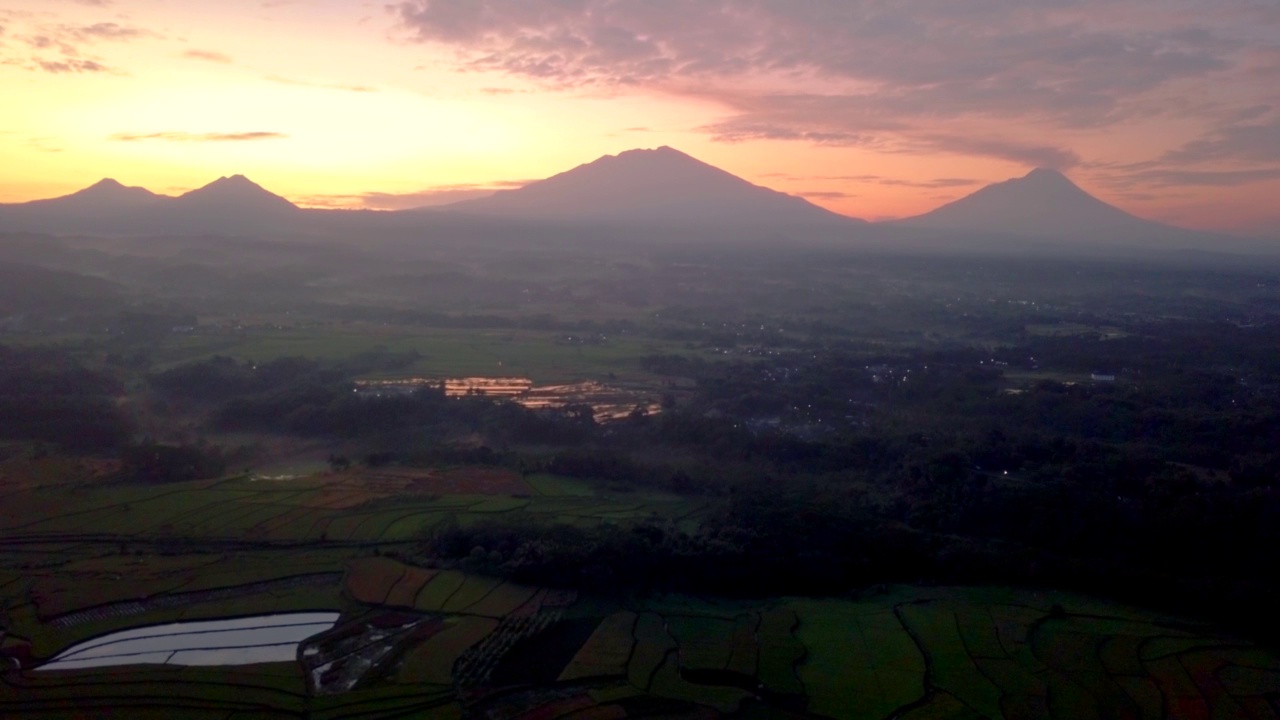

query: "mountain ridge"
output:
440 146 864 226
893 167 1206 247
0 157 1245 251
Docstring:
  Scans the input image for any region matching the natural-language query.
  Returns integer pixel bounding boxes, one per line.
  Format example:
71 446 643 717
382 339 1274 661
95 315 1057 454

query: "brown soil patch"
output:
344 557 406 605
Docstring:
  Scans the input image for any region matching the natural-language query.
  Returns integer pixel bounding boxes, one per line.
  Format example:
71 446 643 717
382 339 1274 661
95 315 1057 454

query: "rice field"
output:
4 457 1280 719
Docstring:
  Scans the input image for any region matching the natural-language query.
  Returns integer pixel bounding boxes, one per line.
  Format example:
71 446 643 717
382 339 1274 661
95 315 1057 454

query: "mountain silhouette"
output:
0 175 298 234
175 175 298 212
441 146 863 226
895 168 1204 246
21 178 165 213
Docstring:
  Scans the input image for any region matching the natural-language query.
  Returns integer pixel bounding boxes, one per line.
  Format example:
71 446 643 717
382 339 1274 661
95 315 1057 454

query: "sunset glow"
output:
2 0 1278 235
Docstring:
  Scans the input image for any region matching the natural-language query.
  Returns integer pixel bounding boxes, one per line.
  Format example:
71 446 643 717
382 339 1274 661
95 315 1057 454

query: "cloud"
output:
36 58 107 73
72 22 151 41
910 134 1083 170
393 0 1262 167
24 136 63 153
182 49 232 64
300 181 530 210
1090 110 1280 192
1161 115 1280 165
796 190 856 200
109 131 287 142
5 16 158 75
845 175 982 189
1120 167 1280 187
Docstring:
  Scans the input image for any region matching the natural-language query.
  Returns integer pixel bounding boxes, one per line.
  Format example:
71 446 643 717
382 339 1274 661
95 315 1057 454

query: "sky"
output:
1 0 1278 235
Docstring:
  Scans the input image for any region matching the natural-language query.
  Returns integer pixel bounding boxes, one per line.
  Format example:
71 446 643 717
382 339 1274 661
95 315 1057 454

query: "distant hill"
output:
21 178 166 213
440 147 863 227
0 176 299 235
173 175 297 214
894 168 1215 248
0 261 123 315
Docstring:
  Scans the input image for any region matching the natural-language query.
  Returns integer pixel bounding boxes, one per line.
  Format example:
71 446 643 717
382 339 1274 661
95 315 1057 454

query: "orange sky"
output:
1 0 1278 235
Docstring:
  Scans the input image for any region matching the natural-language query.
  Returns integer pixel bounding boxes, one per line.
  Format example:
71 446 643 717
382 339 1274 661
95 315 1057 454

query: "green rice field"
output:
3 456 1279 719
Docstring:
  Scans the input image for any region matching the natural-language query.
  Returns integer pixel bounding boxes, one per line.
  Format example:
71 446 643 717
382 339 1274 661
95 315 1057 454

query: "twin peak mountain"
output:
1 146 1201 246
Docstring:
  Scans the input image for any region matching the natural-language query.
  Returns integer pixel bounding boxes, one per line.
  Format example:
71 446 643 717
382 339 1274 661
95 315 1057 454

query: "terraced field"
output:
3 458 1279 718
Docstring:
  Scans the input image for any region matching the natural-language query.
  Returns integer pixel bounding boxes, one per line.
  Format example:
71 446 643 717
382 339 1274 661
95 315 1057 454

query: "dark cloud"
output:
394 0 1268 168
73 22 151 41
393 2 1240 104
1161 116 1280 165
182 49 232 64
36 58 107 73
110 131 287 142
909 134 1083 170
1121 167 1280 187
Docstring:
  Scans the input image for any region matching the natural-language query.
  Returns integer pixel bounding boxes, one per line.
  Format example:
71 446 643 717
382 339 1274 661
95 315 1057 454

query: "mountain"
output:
174 175 297 213
24 178 166 213
440 146 863 227
0 175 299 235
894 168 1210 247
162 175 300 232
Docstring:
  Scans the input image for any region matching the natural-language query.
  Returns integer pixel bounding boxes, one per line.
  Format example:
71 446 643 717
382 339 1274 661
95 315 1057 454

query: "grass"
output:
666 615 735 671
627 612 675 693
151 326 687 385
440 574 502 613
9 456 1280 720
344 557 406 605
646 650 749 713
898 601 1003 720
385 566 438 608
560 612 636 681
756 607 805 696
395 616 499 685
526 474 598 497
725 614 759 678
463 582 541 618
793 599 926 719
414 570 467 612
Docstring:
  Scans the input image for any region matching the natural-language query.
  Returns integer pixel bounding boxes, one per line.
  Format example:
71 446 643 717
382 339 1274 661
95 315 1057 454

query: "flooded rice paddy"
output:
38 612 340 671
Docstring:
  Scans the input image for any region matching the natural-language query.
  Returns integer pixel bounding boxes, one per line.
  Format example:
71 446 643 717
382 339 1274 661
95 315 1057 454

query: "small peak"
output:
91 178 125 188
1022 167 1070 182
650 145 692 158
615 146 688 159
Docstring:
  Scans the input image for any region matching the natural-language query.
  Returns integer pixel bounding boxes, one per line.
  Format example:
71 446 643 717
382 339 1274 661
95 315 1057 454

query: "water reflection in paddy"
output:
38 612 340 671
